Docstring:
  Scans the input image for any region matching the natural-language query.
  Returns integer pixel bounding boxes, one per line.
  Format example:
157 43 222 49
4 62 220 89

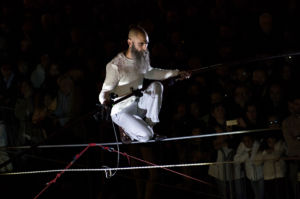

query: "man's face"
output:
130 33 150 73
130 33 149 52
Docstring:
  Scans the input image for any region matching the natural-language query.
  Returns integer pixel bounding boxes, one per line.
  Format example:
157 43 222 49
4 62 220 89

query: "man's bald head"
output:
128 25 148 39
127 25 149 53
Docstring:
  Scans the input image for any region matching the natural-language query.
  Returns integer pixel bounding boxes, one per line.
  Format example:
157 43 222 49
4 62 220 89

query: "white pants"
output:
111 82 163 142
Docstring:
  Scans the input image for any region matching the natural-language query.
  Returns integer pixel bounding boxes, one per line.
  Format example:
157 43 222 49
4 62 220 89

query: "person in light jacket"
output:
254 135 287 199
234 135 264 199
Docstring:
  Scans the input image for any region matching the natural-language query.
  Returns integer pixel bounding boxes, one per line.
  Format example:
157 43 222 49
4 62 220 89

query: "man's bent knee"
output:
136 128 153 142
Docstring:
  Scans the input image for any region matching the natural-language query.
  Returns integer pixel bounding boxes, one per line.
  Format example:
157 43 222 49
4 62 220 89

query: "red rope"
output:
34 143 212 199
98 145 213 186
33 144 92 199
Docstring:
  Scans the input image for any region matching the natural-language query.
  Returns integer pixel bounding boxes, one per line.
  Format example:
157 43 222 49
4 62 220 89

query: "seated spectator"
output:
279 63 294 91
14 80 34 145
0 63 19 108
0 120 13 172
187 101 206 135
262 82 289 121
53 74 75 127
52 74 85 143
282 92 300 199
206 103 227 132
208 127 235 199
42 62 61 91
254 134 287 199
30 53 50 89
251 68 268 102
266 114 282 130
210 89 225 105
30 90 57 144
233 67 250 86
243 102 264 130
229 84 252 118
234 135 264 199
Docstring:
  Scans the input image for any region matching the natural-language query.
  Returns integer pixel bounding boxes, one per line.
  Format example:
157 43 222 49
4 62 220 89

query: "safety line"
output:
1 128 277 150
16 143 214 199
2 156 298 176
0 163 217 175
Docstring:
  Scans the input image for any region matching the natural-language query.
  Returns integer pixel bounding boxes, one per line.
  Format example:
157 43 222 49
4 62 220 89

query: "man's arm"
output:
144 66 190 81
99 64 119 105
144 67 179 80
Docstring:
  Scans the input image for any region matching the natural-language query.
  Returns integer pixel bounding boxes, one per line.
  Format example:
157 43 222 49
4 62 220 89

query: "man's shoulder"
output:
108 52 127 66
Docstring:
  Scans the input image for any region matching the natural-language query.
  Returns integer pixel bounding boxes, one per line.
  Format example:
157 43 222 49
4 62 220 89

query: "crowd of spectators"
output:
0 0 300 198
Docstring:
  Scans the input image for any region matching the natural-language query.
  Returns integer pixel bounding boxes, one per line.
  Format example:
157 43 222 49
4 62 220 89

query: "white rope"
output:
1 128 277 150
0 161 218 175
3 155 297 176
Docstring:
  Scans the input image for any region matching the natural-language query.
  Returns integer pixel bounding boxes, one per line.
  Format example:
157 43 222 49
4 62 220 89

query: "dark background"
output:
1 0 300 198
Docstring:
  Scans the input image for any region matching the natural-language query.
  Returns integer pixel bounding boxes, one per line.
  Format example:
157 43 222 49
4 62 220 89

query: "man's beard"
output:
131 43 150 74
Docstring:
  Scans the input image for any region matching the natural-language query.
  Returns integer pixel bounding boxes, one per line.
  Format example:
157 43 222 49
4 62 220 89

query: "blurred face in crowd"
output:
243 136 253 148
17 60 29 75
20 39 32 52
58 76 74 95
282 64 292 81
234 86 249 107
212 104 225 120
20 80 32 98
41 54 50 67
259 12 272 34
0 64 12 79
267 137 276 149
291 99 300 115
211 91 223 105
236 67 248 83
49 64 60 77
246 105 257 123
252 69 266 86
269 84 282 104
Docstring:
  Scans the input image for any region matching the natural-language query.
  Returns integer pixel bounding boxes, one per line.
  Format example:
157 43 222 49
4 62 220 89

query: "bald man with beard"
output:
99 25 189 144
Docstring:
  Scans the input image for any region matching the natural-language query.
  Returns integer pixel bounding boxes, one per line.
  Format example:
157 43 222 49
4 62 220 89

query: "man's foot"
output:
153 133 167 142
119 127 132 144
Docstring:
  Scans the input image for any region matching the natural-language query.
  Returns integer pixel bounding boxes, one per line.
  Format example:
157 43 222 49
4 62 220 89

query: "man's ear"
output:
127 38 132 47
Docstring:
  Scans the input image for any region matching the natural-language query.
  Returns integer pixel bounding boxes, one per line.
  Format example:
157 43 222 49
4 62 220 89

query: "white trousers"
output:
111 82 163 142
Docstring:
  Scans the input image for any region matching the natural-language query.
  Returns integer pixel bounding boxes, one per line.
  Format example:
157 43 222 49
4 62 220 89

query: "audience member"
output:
234 135 264 199
282 92 300 199
255 134 287 199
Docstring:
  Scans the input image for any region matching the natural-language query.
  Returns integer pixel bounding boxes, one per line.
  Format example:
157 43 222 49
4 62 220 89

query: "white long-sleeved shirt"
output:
234 141 264 181
254 140 287 180
208 146 237 181
99 52 179 115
